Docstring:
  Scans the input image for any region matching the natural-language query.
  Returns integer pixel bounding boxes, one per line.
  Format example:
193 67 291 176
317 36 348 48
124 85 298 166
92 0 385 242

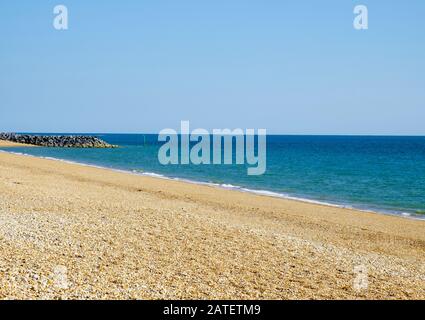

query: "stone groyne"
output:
0 133 117 148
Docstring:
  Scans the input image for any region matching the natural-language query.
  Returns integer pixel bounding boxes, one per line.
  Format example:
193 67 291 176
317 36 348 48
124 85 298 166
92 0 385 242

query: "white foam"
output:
133 171 165 178
221 183 241 189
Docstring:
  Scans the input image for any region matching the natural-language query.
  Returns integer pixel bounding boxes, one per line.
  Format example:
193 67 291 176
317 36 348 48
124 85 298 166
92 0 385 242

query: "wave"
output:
1 149 424 221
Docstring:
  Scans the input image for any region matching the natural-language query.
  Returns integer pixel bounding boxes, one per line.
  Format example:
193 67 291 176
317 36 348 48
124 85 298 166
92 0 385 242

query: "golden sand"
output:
0 140 35 147
0 151 423 299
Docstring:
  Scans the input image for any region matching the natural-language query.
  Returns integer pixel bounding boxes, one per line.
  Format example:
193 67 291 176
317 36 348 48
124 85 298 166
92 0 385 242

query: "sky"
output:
0 0 424 134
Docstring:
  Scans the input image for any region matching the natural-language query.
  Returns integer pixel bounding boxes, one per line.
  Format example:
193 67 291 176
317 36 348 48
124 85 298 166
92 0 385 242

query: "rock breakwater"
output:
0 133 117 148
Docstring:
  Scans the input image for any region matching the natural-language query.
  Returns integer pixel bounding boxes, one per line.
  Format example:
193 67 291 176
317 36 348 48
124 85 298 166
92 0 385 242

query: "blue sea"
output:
2 134 425 219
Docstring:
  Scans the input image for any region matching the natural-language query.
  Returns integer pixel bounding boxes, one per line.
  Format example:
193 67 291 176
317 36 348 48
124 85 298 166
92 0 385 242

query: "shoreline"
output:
0 150 424 299
0 146 423 221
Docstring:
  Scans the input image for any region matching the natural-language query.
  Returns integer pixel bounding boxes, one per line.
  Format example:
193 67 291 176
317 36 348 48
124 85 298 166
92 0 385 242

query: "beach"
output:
0 140 35 147
0 148 424 299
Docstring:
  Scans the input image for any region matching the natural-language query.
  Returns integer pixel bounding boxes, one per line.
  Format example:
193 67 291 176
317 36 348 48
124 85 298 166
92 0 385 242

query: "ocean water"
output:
2 134 425 218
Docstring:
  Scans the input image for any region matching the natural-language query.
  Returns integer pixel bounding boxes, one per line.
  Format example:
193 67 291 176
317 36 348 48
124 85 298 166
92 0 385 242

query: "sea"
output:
1 134 424 219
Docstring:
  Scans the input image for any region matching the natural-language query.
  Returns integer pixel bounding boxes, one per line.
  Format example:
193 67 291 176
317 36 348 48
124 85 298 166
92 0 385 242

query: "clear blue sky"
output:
1 0 424 134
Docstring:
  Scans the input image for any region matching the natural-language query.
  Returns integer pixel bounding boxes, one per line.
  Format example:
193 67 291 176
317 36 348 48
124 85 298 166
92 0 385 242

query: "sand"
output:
0 151 424 299
0 140 35 147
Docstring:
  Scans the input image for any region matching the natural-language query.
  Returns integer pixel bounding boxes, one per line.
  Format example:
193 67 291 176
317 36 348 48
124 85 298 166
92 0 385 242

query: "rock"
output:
0 133 117 148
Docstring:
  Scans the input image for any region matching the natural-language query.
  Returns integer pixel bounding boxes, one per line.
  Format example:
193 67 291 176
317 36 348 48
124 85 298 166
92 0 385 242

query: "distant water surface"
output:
2 134 425 218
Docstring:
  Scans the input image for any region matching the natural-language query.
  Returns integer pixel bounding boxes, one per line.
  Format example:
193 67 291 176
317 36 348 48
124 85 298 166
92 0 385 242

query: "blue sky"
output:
1 0 424 134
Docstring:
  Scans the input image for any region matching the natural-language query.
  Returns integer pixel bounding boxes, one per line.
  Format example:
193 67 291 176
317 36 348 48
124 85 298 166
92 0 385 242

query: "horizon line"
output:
4 131 425 137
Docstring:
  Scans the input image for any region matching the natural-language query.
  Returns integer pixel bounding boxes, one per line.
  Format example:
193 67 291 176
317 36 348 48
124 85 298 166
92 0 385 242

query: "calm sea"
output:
2 134 425 218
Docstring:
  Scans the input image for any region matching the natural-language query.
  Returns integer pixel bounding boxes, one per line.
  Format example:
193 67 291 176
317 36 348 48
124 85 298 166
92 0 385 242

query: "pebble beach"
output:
0 141 424 299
